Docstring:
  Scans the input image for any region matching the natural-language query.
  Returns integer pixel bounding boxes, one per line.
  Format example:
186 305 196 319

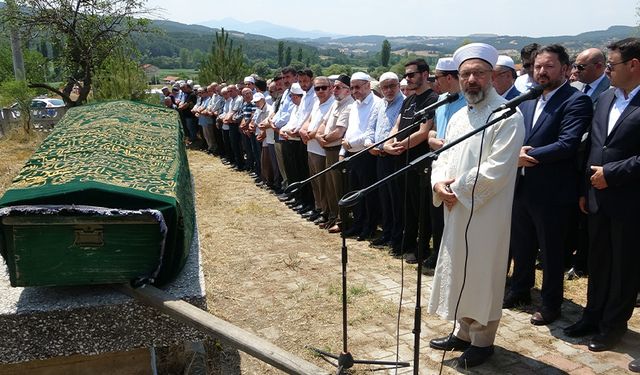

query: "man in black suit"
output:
563 39 640 366
504 45 593 326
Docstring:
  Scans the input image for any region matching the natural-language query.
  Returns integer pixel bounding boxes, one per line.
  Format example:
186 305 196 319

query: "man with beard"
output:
504 45 592 327
427 43 525 368
383 59 439 261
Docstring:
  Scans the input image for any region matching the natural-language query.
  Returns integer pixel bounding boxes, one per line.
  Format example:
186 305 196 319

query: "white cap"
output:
351 71 371 82
187 79 193 85
435 57 457 72
453 43 499 69
244 76 255 84
379 72 399 82
290 83 304 95
251 92 265 103
400 78 408 87
496 55 516 70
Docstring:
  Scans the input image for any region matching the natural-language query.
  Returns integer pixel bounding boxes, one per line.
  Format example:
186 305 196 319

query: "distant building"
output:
162 76 180 84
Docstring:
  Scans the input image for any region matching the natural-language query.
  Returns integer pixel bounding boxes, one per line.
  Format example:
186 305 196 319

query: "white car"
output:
9 98 66 119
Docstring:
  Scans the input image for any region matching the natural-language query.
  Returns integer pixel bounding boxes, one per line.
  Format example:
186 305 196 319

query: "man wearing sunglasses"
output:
514 43 539 93
571 48 611 107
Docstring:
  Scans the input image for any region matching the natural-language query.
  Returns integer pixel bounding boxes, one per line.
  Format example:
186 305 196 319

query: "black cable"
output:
438 112 491 374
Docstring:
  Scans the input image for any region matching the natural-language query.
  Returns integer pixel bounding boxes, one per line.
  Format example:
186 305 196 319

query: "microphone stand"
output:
284 93 459 196
339 107 517 375
300 95 457 374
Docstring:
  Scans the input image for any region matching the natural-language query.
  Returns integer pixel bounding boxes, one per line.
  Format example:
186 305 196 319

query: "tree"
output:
92 48 148 101
297 47 303 62
4 0 151 107
284 46 292 66
277 41 285 67
198 28 246 84
381 39 391 67
179 48 191 69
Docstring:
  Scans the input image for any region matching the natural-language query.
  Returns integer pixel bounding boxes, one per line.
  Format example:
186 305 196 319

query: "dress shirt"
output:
608 84 640 135
322 96 354 148
342 92 381 155
515 73 534 93
292 87 317 132
532 81 566 127
272 88 294 130
583 74 607 97
435 92 467 139
306 97 336 156
366 91 404 149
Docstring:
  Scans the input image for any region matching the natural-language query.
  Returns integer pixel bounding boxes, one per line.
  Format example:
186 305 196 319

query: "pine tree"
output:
381 39 391 67
199 28 246 84
277 41 285 67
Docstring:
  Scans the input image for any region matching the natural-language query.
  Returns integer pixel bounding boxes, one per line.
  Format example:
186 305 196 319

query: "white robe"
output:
428 88 525 326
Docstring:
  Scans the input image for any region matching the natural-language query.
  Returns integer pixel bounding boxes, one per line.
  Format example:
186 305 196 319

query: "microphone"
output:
413 92 460 118
491 85 543 113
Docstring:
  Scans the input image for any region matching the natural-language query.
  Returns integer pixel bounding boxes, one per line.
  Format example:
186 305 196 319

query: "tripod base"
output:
308 346 410 374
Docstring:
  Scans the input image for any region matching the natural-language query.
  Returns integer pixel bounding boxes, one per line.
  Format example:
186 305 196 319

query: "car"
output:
9 98 66 119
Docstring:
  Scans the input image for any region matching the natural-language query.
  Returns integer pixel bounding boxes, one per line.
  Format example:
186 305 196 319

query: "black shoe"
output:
356 231 373 241
370 236 391 247
457 345 494 368
588 333 622 352
301 209 317 218
342 227 361 237
313 216 327 225
277 193 291 201
295 205 312 214
307 212 321 222
563 319 598 337
404 252 419 264
502 291 531 309
530 308 561 326
429 335 471 351
629 358 640 373
424 252 438 269
292 204 305 211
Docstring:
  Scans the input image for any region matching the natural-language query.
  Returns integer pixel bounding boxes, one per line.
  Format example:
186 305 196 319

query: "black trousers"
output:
228 124 244 169
582 210 640 335
377 155 403 245
346 151 379 235
509 196 572 311
282 139 313 205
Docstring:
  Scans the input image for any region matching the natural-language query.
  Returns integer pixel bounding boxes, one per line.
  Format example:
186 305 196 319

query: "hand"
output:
383 141 405 155
299 129 309 142
369 148 380 156
341 139 351 149
590 166 608 190
434 178 458 211
428 137 444 150
518 146 539 167
578 196 588 214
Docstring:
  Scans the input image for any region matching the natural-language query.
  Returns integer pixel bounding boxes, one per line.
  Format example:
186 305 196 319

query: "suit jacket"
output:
504 85 521 100
516 81 593 205
585 87 640 217
571 75 611 108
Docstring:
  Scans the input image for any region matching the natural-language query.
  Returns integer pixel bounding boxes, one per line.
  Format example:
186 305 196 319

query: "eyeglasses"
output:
403 71 423 79
314 85 330 92
572 63 592 71
380 83 398 90
334 85 349 90
459 69 491 80
433 74 446 80
351 84 366 90
289 93 303 98
606 59 631 71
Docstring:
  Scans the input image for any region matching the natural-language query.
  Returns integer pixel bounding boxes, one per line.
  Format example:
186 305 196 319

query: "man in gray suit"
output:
572 48 611 106
566 48 611 280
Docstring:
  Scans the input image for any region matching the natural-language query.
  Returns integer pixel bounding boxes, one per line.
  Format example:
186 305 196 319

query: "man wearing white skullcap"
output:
493 55 521 99
427 42 525 368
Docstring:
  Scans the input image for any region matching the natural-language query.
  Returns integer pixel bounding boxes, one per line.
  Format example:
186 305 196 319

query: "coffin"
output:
0 100 195 287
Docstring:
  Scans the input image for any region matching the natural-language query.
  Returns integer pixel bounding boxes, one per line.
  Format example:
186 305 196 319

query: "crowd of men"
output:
161 37 640 370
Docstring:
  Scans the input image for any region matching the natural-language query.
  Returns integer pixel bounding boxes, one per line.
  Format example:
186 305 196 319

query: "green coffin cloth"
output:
0 100 195 285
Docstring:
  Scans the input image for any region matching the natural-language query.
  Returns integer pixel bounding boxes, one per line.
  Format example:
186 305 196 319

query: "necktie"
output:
583 84 591 94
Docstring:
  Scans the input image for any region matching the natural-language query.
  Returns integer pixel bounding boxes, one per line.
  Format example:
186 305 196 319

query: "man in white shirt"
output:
341 71 382 240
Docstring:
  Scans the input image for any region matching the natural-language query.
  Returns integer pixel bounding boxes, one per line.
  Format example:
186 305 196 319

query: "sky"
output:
144 0 637 38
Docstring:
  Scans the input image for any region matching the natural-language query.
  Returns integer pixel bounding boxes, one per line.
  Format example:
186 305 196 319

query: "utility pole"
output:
6 0 26 81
